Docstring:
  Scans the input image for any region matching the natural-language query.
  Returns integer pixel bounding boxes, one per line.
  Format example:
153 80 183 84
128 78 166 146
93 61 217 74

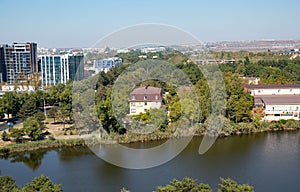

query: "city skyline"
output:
1 0 300 48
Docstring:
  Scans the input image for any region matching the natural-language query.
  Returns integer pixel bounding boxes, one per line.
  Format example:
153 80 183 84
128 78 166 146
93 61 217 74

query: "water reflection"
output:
1 132 300 192
55 146 94 162
5 150 48 171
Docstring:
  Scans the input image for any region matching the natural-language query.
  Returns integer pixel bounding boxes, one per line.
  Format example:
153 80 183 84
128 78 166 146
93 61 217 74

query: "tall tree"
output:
59 88 72 121
1 92 20 117
17 96 37 119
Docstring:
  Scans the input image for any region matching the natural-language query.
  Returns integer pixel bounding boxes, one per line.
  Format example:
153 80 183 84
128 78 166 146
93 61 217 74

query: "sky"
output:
1 0 300 48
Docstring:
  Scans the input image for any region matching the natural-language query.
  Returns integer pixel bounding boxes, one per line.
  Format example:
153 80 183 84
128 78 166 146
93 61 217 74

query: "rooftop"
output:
255 95 300 105
129 86 162 102
130 86 161 95
245 84 300 89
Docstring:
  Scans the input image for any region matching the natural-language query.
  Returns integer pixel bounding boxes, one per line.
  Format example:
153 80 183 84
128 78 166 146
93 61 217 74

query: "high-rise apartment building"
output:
39 52 84 87
0 42 38 84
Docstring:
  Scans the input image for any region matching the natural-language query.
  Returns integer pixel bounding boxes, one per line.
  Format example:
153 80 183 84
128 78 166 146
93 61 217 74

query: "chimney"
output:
145 85 149 89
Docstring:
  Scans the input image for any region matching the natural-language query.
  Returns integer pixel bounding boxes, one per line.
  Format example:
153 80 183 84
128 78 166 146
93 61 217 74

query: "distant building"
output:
0 42 38 84
39 52 84 86
242 77 260 85
246 84 300 121
141 47 166 53
94 57 122 73
129 86 162 115
1 85 36 92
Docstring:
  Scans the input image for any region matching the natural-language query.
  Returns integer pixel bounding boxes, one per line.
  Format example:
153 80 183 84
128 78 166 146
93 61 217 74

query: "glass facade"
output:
0 42 37 84
40 53 83 87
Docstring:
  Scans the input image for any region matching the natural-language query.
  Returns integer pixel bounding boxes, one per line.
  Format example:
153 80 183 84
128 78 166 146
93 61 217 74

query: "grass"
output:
0 138 85 157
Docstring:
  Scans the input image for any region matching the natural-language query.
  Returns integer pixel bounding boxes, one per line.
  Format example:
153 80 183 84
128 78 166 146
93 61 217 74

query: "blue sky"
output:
1 0 299 48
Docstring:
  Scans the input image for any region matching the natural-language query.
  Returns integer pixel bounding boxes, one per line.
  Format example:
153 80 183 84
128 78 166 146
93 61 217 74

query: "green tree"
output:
22 175 62 192
244 56 250 65
169 101 181 122
218 178 254 192
59 88 72 121
156 177 212 192
48 107 58 123
224 73 253 123
9 128 24 142
0 99 6 119
22 117 42 141
1 131 10 141
0 176 20 192
195 79 211 122
17 96 37 119
1 92 20 117
96 100 122 133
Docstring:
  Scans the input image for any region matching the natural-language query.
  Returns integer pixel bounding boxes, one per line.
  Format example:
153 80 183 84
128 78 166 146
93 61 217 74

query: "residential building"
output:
0 42 38 84
94 57 122 73
39 52 84 86
255 95 300 121
244 84 300 96
129 86 162 115
246 84 300 121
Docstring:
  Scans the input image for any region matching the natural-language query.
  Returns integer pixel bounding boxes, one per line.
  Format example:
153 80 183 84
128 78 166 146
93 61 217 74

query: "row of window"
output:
131 95 159 100
131 102 147 107
257 89 296 93
130 109 147 114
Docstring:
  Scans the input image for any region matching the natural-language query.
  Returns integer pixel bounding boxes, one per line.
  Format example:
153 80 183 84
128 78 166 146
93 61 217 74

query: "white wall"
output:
264 104 300 121
251 88 300 96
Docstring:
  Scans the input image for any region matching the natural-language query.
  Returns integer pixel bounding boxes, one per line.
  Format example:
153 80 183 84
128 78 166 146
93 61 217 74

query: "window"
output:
131 109 136 113
132 96 135 100
144 96 147 100
278 89 280 93
155 95 158 99
144 102 147 106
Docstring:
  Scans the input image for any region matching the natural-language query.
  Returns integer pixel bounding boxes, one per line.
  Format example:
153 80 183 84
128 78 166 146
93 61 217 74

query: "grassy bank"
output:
0 138 85 157
1 119 300 156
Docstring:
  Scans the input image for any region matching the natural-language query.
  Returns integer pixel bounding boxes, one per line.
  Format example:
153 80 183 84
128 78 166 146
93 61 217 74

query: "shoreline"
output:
0 126 299 157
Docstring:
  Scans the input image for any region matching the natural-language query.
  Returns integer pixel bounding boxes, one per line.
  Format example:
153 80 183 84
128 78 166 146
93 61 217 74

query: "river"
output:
1 131 300 191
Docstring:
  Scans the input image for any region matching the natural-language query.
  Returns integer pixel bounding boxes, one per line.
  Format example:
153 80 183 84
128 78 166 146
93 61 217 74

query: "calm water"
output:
1 131 300 191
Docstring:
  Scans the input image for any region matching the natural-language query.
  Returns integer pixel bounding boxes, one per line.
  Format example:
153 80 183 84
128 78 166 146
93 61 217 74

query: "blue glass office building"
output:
40 53 83 87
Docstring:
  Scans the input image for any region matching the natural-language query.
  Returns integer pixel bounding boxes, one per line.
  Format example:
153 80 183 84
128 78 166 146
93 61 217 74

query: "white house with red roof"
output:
129 86 162 115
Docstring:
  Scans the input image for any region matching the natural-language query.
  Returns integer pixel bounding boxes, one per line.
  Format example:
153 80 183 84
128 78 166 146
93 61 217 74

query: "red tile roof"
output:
129 86 162 102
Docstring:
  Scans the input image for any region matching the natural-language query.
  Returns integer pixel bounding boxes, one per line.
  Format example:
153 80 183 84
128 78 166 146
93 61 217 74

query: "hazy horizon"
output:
1 0 300 48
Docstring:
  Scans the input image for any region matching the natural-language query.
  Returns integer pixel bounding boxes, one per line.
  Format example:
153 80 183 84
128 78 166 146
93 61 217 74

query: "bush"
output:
0 175 62 192
0 176 20 192
22 175 62 192
1 131 10 141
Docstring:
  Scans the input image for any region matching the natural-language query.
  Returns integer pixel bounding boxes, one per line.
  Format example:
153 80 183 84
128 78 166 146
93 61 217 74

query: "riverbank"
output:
1 120 300 156
0 138 85 157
